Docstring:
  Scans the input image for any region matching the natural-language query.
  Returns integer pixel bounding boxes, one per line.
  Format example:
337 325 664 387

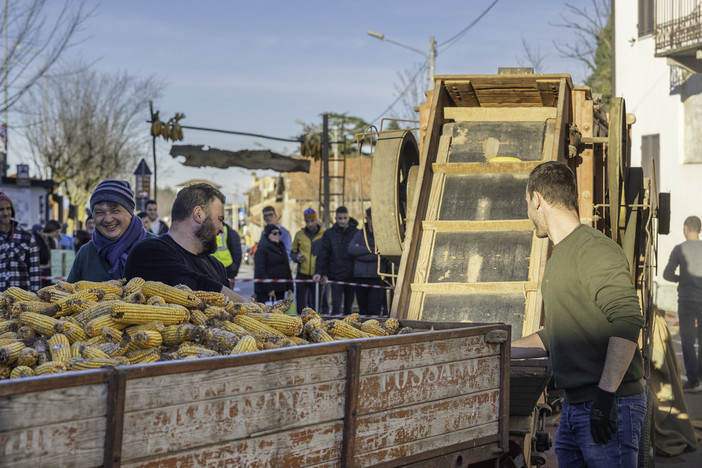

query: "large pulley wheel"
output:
371 130 420 264
608 97 627 243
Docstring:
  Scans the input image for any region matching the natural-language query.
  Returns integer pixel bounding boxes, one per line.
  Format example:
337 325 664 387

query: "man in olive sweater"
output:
512 161 645 467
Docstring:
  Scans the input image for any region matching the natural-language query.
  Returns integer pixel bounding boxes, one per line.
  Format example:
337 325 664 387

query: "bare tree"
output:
22 65 164 208
551 0 611 75
516 37 546 73
392 63 425 124
1 0 92 113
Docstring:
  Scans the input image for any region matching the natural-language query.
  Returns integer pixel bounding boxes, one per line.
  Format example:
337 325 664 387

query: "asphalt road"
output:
231 261 255 300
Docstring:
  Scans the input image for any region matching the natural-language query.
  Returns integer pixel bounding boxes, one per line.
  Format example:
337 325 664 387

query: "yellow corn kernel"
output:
245 312 303 337
17 326 37 340
203 328 244 353
48 333 71 362
269 295 294 314
231 301 263 315
73 300 120 327
145 295 165 306
85 315 128 337
161 324 201 346
217 320 247 334
100 326 125 343
0 364 10 379
5 287 39 302
10 365 34 378
0 341 25 365
141 281 203 309
0 319 19 334
381 317 401 334
83 335 108 347
17 347 39 367
0 331 17 341
126 348 160 364
55 289 105 317
193 290 228 307
231 335 258 354
122 277 146 296
53 319 89 344
176 342 219 359
287 335 309 345
70 357 128 370
124 321 165 338
123 291 146 304
19 311 58 337
300 307 321 324
174 284 194 292
55 280 76 293
111 302 188 325
82 346 111 359
342 313 362 327
74 280 123 295
133 330 163 348
361 319 388 337
189 308 208 326
11 301 60 317
233 314 287 338
326 320 371 340
70 341 84 359
203 306 231 321
308 327 334 343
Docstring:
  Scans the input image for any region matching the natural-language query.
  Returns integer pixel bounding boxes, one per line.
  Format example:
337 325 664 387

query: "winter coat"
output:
348 227 383 279
291 226 325 276
254 237 292 295
315 218 358 280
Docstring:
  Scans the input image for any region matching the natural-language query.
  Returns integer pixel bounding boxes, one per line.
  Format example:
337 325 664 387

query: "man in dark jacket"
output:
313 206 358 315
348 208 388 315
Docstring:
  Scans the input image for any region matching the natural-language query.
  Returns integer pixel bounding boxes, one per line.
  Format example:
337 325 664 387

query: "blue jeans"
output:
556 392 646 467
678 300 702 384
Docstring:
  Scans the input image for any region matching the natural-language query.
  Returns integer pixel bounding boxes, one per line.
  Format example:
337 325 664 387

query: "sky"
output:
10 0 593 202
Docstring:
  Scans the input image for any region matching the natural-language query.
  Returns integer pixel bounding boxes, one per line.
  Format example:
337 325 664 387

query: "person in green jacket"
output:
68 180 155 282
512 161 645 467
291 207 325 311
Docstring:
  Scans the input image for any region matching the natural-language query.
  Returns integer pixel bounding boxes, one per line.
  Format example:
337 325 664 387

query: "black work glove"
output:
590 387 618 444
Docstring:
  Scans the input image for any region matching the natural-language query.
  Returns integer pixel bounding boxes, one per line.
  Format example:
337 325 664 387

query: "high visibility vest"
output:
213 229 233 267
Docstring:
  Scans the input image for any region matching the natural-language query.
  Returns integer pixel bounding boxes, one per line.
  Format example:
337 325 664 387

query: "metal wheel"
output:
608 97 627 243
370 130 420 264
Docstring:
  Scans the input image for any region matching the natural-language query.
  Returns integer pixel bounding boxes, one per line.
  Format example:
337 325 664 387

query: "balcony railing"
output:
655 0 702 55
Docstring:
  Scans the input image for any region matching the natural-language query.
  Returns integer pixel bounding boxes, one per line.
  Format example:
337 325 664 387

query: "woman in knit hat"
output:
67 179 156 282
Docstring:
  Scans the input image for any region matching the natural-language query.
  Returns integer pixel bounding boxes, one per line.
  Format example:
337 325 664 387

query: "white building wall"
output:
615 0 702 311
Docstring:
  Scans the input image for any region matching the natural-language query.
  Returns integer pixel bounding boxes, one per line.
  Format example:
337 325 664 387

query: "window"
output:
641 134 660 188
638 0 654 37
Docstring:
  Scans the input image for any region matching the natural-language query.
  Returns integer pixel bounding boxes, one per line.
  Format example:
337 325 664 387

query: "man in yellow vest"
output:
292 207 326 311
213 221 242 286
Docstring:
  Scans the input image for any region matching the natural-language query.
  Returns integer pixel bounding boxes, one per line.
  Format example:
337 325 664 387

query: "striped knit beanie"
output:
90 180 136 214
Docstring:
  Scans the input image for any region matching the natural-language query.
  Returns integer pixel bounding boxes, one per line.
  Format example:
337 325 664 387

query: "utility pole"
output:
322 114 330 228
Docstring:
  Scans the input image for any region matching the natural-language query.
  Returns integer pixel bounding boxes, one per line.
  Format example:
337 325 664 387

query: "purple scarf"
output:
92 215 147 280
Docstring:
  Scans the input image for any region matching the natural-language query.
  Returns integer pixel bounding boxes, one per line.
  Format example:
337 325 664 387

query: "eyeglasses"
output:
270 231 281 235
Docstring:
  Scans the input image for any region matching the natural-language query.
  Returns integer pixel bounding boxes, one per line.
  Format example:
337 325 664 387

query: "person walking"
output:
348 208 388 315
0 191 40 292
663 215 702 393
512 161 645 467
254 223 292 303
313 206 358 315
68 180 155 282
291 207 325 310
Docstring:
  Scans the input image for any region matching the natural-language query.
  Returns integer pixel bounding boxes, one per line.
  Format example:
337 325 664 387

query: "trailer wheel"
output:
638 382 656 468
657 192 671 235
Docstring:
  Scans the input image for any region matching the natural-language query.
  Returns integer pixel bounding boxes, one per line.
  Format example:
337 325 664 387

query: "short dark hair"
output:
336 206 348 214
262 205 275 214
86 216 93 222
136 212 149 220
684 216 701 232
527 161 579 213
145 199 157 208
43 220 62 233
171 184 226 223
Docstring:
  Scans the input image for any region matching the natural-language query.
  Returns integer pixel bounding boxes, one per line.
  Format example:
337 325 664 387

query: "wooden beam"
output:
444 107 557 122
422 220 534 232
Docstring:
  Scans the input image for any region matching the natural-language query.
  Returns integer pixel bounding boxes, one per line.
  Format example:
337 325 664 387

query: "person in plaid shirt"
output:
0 191 41 292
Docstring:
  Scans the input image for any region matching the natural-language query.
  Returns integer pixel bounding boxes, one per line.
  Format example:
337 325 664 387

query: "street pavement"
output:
231 261 255 300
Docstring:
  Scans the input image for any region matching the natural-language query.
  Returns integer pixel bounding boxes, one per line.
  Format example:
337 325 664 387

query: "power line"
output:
370 63 426 124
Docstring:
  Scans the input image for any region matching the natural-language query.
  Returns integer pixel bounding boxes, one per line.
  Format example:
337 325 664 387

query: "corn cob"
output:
126 348 160 364
19 311 58 337
85 315 128 337
81 346 111 359
33 338 50 365
122 277 146 296
224 300 235 314
54 280 75 293
146 295 166 306
10 365 34 378
73 300 120 327
133 330 162 348
74 280 123 295
103 293 121 301
142 281 204 309
161 324 201 346
124 321 165 337
245 312 303 337
303 318 324 334
11 301 60 317
16 326 37 340
217 320 247 334
193 290 228 307
34 361 67 375
343 313 362 328
70 342 85 359
111 302 188 325
300 307 321 324
308 327 334 343
231 335 258 354
176 342 219 359
203 328 242 353
37 287 71 304
83 335 108 347
54 319 89 343
189 308 208 326
326 320 371 339
203 306 231 321
104 339 131 357
5 286 39 302
55 289 105 317
381 317 401 334
233 314 287 338
49 333 71 362
231 301 263 315
361 319 388 337
269 295 294 314
397 326 415 335
122 290 145 304
0 341 25 365
0 331 18 341
17 346 38 367
100 326 124 343
174 283 194 292
0 319 19 334
70 357 128 370
287 335 309 345
0 364 10 379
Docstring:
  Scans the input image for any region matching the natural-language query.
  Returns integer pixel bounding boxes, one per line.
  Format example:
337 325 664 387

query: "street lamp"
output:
367 30 436 90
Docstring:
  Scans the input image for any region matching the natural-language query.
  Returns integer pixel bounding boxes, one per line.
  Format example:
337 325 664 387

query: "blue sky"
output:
17 0 592 199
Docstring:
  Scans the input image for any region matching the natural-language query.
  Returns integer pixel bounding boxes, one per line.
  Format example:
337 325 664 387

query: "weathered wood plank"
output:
444 107 557 122
423 220 534 232
124 352 346 411
411 281 537 295
355 390 500 453
0 417 105 468
360 335 500 375
121 421 344 468
120 381 345 460
358 357 500 414
0 384 107 431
